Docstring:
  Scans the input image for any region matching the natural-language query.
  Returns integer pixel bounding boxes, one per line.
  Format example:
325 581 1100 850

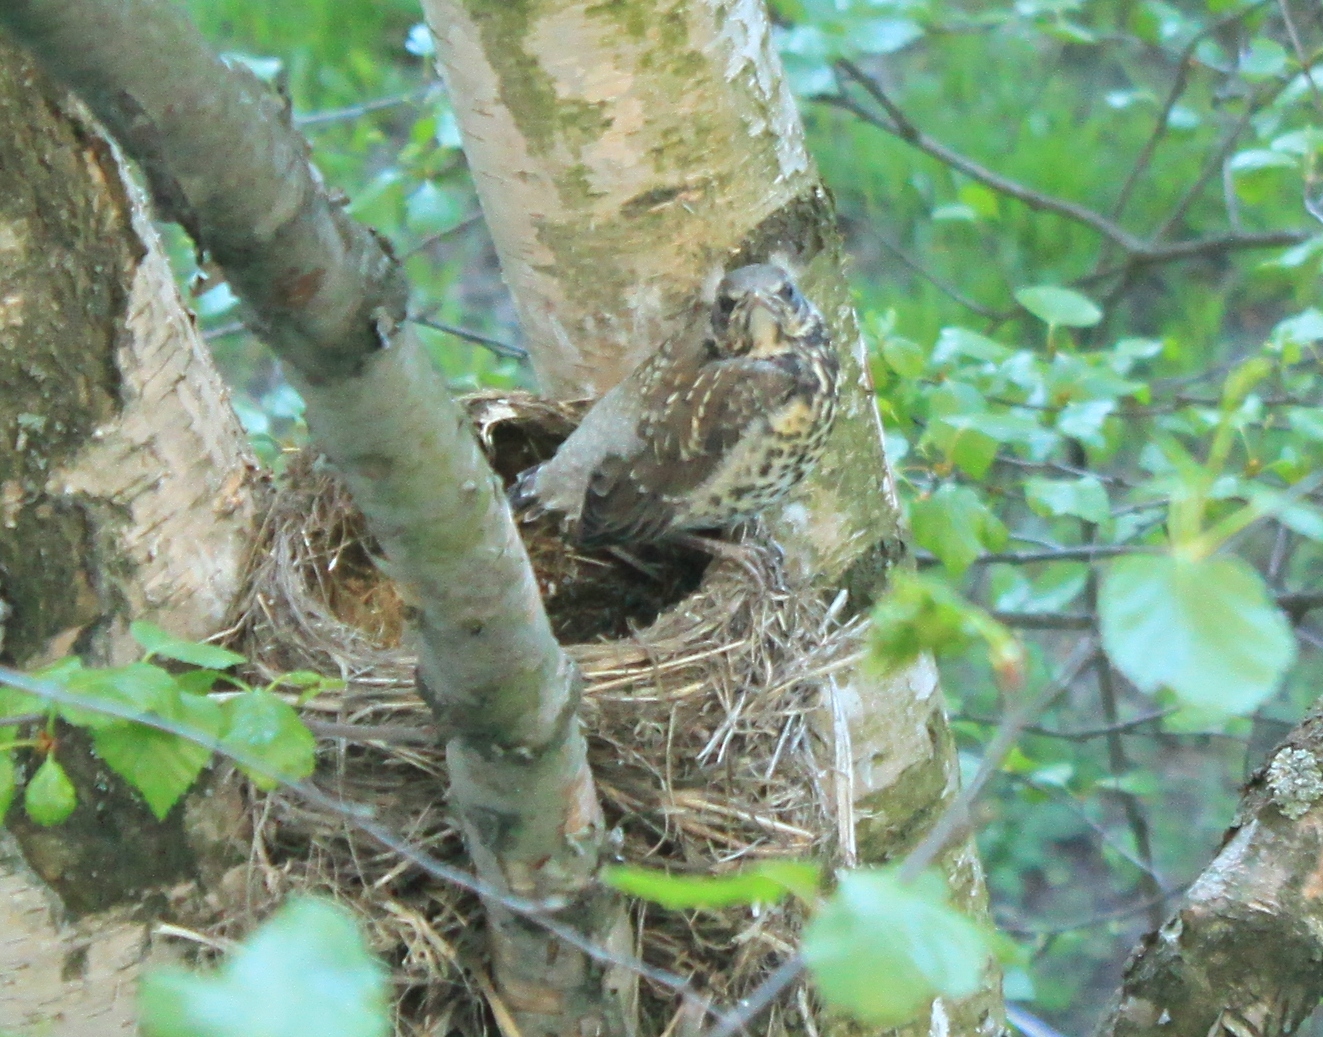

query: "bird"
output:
509 263 839 552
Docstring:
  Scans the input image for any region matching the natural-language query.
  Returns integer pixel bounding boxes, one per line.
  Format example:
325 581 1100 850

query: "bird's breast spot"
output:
768 399 815 437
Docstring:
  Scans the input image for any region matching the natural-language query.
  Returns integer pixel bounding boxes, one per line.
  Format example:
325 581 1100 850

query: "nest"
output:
218 392 866 1037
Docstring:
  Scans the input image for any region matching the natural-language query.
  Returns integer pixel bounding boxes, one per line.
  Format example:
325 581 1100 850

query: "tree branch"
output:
0 1 614 1031
826 61 1310 269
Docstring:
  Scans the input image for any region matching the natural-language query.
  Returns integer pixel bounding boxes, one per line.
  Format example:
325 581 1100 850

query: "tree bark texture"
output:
1093 706 1323 1037
0 41 255 1034
422 3 1005 1036
0 4 625 1036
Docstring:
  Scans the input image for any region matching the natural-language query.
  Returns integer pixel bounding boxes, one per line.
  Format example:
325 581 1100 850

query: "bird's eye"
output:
716 294 738 316
777 282 797 303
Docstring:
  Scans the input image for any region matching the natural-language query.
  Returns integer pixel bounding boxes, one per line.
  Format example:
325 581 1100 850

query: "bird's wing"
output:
578 357 798 546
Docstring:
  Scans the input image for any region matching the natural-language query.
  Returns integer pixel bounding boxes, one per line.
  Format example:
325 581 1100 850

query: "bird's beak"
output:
746 293 782 356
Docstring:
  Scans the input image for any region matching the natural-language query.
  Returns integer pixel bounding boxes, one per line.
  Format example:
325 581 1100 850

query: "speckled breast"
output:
672 347 838 530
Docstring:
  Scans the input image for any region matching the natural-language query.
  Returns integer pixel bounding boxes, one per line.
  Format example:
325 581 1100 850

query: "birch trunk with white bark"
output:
0 40 258 1034
422 4 1006 1036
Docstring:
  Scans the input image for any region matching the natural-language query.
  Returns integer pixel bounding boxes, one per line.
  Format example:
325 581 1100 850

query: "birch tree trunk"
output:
1092 706 1323 1037
423 4 1006 1036
2 4 626 1036
0 39 258 1033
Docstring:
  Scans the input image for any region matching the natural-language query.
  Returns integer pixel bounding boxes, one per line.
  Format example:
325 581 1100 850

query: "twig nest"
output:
220 392 864 1037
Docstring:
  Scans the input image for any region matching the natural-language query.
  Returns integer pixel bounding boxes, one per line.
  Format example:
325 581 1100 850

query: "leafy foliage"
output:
140 897 389 1037
136 0 1323 1028
802 869 990 1026
0 636 327 825
601 861 821 909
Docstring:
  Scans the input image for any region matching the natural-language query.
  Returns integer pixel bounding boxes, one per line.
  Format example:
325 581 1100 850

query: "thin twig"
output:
0 712 46 727
826 70 1147 254
304 719 437 745
914 544 1152 569
0 666 721 1024
402 210 486 259
409 316 528 361
998 888 1181 939
701 955 807 1037
898 638 1099 883
294 84 437 128
992 612 1095 630
1091 647 1165 929
1151 90 1266 242
873 231 1007 321
203 320 247 342
957 709 1177 742
1109 0 1274 225
826 62 1310 265
1276 0 1323 119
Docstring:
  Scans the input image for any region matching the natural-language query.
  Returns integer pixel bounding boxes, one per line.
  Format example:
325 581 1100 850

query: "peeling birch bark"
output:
0 43 256 1034
1093 708 1323 1037
423 3 1004 1035
2 5 625 1036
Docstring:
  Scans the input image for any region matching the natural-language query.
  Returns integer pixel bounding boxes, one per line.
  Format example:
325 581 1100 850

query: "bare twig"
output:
1152 91 1265 242
914 544 1152 569
957 709 1177 742
0 665 720 1024
826 68 1148 254
826 62 1310 267
0 712 47 727
1092 647 1165 929
992 611 1095 630
294 84 437 128
203 320 247 341
409 316 528 360
402 210 486 258
303 719 438 745
1109 0 1274 224
701 955 807 1037
1276 0 1323 118
898 638 1099 882
874 230 1008 321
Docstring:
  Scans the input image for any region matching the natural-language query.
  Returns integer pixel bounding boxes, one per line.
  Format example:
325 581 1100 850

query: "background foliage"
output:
169 0 1323 1031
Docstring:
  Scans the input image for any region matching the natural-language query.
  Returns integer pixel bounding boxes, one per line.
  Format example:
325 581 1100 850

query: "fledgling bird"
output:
509 264 840 550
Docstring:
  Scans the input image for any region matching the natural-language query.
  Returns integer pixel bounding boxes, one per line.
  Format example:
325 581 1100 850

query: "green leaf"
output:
139 896 389 1037
601 860 821 910
991 563 1089 615
1228 149 1297 174
1288 408 1323 442
943 412 1056 456
93 692 222 820
25 756 77 827
881 335 928 378
221 690 316 790
1238 37 1287 81
1015 286 1102 328
1056 399 1116 448
1100 554 1295 715
1025 476 1110 524
910 484 1008 575
0 752 15 821
803 869 989 1026
1221 357 1272 407
854 17 923 54
933 327 1013 365
60 663 180 730
130 622 246 669
870 573 1023 685
405 181 466 237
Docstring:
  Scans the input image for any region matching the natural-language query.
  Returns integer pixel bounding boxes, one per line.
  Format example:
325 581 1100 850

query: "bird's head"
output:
710 264 822 359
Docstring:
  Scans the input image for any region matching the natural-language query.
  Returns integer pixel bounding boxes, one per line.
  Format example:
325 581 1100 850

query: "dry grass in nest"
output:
222 392 867 1037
